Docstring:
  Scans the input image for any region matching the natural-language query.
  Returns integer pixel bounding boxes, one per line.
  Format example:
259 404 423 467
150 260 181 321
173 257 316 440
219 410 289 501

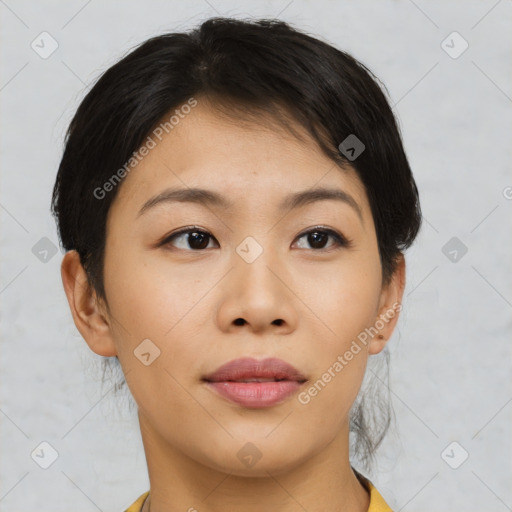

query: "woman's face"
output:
68 100 404 477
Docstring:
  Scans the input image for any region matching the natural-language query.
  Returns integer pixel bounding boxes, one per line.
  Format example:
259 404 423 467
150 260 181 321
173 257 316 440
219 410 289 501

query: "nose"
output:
215 246 299 335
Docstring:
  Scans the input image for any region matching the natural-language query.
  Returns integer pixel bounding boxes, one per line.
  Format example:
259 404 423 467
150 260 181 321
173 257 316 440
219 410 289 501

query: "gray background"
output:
1 1 511 510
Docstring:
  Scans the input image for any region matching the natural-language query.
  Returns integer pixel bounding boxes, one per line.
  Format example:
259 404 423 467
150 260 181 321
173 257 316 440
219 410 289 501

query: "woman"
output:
51 16 422 512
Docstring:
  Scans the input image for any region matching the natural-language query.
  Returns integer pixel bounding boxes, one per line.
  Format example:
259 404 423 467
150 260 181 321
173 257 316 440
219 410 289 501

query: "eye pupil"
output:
308 231 328 249
189 231 209 250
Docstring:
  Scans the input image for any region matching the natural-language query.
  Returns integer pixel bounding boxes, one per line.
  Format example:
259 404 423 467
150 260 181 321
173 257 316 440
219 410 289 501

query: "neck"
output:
137 410 370 512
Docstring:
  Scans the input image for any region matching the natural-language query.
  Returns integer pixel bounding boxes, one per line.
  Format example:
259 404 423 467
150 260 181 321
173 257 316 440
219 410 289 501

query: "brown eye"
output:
161 228 218 251
294 228 352 251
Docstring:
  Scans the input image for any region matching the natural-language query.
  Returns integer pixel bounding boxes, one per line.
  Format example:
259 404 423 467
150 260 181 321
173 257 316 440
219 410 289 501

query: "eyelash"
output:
158 226 353 252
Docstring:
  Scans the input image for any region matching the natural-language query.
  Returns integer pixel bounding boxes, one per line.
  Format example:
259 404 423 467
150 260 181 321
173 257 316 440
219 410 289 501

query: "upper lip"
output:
203 357 307 383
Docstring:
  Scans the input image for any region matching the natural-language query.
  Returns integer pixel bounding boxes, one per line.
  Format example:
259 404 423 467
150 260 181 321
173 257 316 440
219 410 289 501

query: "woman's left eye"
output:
294 228 351 250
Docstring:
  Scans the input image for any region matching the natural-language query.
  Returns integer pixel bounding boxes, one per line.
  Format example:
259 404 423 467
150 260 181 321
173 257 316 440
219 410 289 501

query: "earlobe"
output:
368 254 406 355
60 250 117 357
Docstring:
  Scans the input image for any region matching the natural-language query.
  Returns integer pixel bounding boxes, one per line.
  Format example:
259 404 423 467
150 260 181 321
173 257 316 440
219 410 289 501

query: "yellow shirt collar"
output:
123 479 393 512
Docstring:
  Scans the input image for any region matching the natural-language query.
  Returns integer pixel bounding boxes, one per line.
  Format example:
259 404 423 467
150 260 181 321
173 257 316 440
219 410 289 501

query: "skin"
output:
61 99 405 512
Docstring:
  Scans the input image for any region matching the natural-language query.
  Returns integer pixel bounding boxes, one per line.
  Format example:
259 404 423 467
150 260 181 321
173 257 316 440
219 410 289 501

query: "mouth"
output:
202 356 307 383
211 377 298 383
202 357 307 408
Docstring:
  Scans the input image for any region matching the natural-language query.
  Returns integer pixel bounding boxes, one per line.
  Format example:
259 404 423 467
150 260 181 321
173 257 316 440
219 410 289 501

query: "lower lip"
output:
205 380 304 408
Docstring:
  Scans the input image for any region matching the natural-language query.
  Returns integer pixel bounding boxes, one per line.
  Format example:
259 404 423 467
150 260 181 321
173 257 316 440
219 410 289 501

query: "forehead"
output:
108 100 369 221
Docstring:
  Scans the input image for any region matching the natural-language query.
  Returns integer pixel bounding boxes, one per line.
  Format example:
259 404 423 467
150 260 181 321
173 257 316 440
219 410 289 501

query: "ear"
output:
368 253 406 355
60 250 117 357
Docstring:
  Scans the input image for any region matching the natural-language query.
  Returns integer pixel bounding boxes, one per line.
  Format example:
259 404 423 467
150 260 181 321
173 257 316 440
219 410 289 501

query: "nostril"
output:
233 318 284 326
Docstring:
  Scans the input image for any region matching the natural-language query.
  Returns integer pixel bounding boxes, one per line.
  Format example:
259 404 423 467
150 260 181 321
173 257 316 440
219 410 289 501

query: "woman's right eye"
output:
160 227 219 251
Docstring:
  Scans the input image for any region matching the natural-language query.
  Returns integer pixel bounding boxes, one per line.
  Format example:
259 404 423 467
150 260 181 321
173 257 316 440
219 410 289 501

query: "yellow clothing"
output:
124 490 148 512
123 473 393 511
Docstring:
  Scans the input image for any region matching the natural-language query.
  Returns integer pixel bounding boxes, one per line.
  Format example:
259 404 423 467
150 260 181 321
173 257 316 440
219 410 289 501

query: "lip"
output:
203 357 307 409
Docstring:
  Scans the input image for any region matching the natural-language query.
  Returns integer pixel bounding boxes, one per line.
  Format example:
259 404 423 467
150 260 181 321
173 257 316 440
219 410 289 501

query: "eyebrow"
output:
137 186 363 222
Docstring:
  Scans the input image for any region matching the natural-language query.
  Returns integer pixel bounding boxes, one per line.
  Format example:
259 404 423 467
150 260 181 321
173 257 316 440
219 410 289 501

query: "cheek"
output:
103 247 211 414
294 251 381 407
296 250 382 340
102 242 211 368
297 352 367 426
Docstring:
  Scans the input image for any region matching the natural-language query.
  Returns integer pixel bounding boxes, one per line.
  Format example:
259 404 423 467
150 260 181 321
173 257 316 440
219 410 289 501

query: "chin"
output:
200 445 310 478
